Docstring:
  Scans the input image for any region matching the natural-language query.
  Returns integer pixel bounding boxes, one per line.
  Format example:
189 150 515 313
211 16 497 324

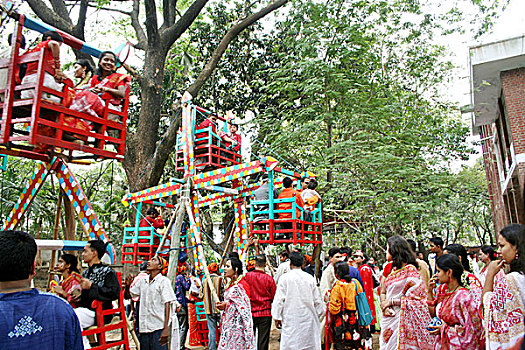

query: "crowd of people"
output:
0 223 523 349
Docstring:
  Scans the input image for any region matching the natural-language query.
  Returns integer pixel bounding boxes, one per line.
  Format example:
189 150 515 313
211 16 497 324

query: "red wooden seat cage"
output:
249 169 323 246
120 201 176 266
82 272 130 350
0 16 128 162
174 105 241 172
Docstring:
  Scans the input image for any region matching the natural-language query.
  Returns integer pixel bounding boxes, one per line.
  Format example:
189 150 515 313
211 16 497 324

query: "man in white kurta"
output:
271 252 325 350
130 255 179 349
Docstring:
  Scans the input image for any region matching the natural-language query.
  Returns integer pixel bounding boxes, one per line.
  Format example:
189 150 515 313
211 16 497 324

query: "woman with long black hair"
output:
379 235 434 350
428 254 484 349
478 245 500 285
483 224 525 350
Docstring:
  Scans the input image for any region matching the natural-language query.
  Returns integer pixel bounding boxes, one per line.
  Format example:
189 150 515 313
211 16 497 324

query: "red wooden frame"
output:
0 17 128 162
81 272 130 350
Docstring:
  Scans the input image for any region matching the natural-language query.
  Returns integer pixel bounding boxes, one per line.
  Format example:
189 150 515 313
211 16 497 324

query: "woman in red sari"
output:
50 254 82 308
428 254 484 349
69 51 130 130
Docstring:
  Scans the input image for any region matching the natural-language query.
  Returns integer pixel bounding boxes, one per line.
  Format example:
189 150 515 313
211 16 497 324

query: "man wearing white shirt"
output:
130 255 178 350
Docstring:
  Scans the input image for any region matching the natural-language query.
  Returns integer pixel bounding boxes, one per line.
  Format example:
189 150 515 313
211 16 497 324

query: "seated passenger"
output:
276 176 304 220
299 176 310 193
301 178 321 222
221 123 241 152
197 113 218 133
72 59 93 88
0 34 26 102
75 240 120 349
70 51 130 119
50 253 82 309
20 31 68 104
252 174 280 222
139 207 165 245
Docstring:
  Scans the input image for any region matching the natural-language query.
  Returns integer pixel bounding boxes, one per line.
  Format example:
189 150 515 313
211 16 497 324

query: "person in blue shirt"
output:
175 264 191 350
0 230 83 350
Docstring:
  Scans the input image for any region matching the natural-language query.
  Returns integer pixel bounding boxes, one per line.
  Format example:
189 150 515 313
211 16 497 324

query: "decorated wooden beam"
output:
36 239 87 251
202 185 239 195
55 160 115 263
121 182 183 206
3 158 58 230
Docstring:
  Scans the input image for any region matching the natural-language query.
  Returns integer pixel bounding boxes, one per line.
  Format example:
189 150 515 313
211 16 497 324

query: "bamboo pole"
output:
124 311 140 350
156 203 180 255
47 190 63 287
219 223 236 268
184 201 219 305
166 182 190 284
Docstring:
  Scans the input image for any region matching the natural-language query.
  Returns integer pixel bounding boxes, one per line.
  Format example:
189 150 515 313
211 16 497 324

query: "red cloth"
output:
383 262 393 278
139 216 165 229
243 270 276 318
276 187 305 219
24 40 57 76
238 278 251 299
358 264 377 325
198 119 217 134
223 132 242 152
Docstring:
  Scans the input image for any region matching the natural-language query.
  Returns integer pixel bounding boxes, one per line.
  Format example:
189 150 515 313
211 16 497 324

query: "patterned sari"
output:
380 264 434 350
217 282 255 350
60 272 82 308
483 272 525 350
436 272 483 311
435 288 484 350
68 72 130 130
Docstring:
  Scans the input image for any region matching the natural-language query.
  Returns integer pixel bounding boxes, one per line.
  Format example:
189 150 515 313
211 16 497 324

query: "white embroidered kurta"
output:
272 268 325 350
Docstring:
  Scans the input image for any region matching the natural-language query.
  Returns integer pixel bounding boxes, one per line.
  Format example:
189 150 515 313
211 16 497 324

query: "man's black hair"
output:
406 239 418 254
255 254 267 268
87 239 107 259
228 252 240 260
146 207 159 216
430 237 444 248
282 177 293 188
0 230 37 282
75 59 93 74
42 30 63 43
289 251 304 267
328 247 341 258
340 247 352 260
308 179 318 190
279 250 288 258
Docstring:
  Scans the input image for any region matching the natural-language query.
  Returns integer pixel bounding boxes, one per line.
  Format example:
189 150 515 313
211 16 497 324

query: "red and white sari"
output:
217 281 255 350
380 264 435 350
483 272 525 350
435 288 484 350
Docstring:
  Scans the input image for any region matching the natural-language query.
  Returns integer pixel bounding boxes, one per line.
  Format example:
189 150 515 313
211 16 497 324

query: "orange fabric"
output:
328 279 362 315
276 187 304 219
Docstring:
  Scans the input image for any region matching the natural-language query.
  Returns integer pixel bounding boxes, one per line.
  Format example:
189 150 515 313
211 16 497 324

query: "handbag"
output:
352 280 373 326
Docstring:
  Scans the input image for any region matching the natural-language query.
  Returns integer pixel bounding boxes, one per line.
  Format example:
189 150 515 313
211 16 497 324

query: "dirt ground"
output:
269 330 380 350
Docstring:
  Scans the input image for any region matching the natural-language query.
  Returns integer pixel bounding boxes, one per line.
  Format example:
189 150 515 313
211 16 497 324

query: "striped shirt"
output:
244 269 276 318
202 274 224 314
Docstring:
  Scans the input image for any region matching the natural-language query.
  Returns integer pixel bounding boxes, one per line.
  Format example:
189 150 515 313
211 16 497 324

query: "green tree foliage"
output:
248 0 488 248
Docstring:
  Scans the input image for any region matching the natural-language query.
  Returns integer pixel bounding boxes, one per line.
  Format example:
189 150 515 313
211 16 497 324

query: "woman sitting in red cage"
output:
69 51 130 130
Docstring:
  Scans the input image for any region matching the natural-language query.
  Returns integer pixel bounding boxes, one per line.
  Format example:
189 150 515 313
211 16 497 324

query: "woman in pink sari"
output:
69 51 130 130
428 254 484 349
216 257 255 350
379 236 434 350
483 224 525 350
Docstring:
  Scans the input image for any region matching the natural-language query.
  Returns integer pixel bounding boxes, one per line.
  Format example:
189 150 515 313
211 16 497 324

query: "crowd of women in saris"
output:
374 224 525 350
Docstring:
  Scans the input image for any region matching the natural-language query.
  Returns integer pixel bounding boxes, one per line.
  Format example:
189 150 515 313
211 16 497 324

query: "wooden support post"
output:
156 203 180 255
184 201 219 305
166 182 190 284
47 190 63 287
219 224 236 268
312 243 322 280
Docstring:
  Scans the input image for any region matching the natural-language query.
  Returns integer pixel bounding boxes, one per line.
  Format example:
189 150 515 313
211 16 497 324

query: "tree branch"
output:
84 3 131 15
161 0 209 49
186 0 288 97
144 0 160 48
72 0 89 39
26 0 73 32
131 0 148 50
49 0 71 25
